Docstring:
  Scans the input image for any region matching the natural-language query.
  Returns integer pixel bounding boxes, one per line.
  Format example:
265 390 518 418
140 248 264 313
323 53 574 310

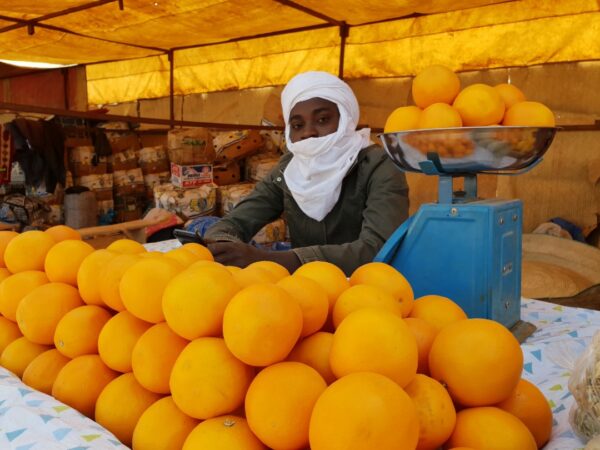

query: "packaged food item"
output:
112 149 138 171
113 168 145 196
153 183 217 219
217 182 256 216
213 130 264 161
213 160 241 186
143 171 170 199
170 163 213 188
252 218 286 244
75 174 113 201
569 332 600 443
168 128 215 164
138 146 170 174
244 153 280 182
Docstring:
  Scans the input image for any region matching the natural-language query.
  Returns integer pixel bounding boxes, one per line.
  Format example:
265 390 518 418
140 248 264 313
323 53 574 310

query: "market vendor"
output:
205 71 409 275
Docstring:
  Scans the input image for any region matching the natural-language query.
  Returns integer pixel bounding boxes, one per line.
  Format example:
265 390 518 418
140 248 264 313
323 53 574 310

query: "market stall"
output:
0 1 600 450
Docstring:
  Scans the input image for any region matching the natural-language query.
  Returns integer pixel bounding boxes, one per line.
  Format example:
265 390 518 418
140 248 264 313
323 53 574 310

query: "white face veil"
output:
281 71 371 222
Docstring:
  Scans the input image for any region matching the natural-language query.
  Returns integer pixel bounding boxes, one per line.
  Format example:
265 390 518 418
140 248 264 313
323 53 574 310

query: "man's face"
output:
288 98 340 143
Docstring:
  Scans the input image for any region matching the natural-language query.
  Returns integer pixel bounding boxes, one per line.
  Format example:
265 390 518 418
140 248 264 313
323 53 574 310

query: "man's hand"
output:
207 242 266 267
207 242 301 273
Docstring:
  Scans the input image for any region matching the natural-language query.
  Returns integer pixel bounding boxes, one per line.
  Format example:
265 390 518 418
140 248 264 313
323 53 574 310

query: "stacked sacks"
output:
138 146 170 201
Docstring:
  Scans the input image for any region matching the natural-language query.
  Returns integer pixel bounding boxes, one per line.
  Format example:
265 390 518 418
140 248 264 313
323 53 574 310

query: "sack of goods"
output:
244 153 281 182
75 174 113 201
153 182 217 219
213 130 264 162
252 218 287 244
168 127 215 165
112 149 138 171
113 168 145 196
217 182 256 216
138 145 170 174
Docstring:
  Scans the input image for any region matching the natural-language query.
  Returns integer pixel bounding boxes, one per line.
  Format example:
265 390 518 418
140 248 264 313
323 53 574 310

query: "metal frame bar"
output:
272 0 342 26
0 101 284 131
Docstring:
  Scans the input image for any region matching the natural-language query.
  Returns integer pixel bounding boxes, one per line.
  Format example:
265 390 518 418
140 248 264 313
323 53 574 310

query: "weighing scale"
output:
375 126 557 335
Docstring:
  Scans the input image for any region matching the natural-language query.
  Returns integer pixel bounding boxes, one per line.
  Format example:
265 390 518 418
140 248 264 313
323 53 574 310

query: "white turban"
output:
281 71 371 222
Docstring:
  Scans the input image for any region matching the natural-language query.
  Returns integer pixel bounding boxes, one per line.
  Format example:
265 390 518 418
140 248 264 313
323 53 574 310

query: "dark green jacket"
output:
205 144 409 275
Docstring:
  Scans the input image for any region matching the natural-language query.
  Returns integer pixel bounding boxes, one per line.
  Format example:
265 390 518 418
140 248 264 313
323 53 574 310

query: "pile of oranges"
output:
0 226 553 450
385 65 556 132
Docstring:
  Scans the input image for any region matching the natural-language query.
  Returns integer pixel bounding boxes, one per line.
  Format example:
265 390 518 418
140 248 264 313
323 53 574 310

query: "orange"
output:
350 262 414 316
409 294 467 333
95 373 162 447
181 242 214 261
133 396 199 450
294 261 350 312
44 239 94 286
77 249 118 306
52 354 119 418
106 238 146 254
98 310 152 372
183 416 266 450
333 284 402 328
3 230 55 273
226 265 242 274
277 275 329 337
384 106 423 132
99 253 140 311
131 322 189 394
404 317 437 374
429 318 523 406
287 331 336 384
0 268 10 283
120 257 183 323
247 260 290 281
494 83 526 109
412 65 461 108
0 336 51 378
54 305 112 358
44 225 81 242
503 101 556 127
246 362 326 449
418 103 463 129
22 348 70 395
0 316 22 353
223 283 303 366
309 372 419 450
0 230 18 267
453 83 506 126
496 378 553 448
164 247 203 267
329 308 418 387
0 270 49 321
170 337 254 419
163 264 240 340
447 406 537 450
404 374 456 450
16 282 84 345
232 265 277 287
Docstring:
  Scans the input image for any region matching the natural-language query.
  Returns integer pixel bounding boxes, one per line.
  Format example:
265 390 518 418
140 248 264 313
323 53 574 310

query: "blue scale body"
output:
374 198 522 328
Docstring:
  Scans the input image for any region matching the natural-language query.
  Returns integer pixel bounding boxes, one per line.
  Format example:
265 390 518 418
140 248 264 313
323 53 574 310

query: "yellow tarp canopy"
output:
0 0 599 105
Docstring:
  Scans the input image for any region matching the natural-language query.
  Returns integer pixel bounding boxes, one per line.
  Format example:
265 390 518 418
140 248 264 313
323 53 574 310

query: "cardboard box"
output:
170 162 213 188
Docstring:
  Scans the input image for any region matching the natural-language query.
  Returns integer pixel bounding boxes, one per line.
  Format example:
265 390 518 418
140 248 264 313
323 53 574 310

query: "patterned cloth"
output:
521 299 599 450
0 369 127 449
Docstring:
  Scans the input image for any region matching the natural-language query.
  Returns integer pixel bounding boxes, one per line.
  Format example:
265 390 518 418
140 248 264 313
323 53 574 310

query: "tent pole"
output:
168 50 174 129
62 68 70 110
338 22 348 79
